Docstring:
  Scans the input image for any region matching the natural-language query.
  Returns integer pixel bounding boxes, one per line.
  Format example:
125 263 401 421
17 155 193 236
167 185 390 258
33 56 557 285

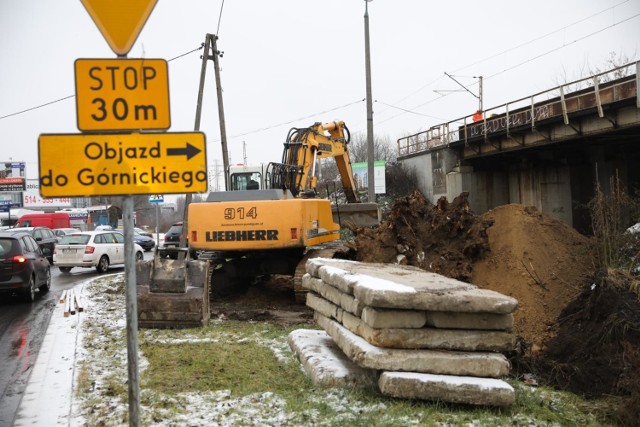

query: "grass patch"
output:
141 337 307 396
135 321 610 426
73 276 619 425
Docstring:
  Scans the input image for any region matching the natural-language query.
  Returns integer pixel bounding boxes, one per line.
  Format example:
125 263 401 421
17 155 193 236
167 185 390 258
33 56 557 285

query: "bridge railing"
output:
397 62 639 156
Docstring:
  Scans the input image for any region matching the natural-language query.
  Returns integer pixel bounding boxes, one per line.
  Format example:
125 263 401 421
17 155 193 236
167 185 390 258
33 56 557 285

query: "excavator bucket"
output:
136 248 210 328
150 249 190 293
332 202 381 228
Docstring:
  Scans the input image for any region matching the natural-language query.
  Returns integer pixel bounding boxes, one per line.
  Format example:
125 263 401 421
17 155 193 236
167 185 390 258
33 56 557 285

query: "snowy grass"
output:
71 274 616 426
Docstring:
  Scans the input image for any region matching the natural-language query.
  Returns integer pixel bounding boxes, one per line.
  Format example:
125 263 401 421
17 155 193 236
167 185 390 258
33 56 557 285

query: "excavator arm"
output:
268 121 360 202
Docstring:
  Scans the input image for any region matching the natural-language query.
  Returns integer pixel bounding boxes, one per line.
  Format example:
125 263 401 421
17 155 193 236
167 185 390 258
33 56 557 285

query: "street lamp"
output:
364 0 375 203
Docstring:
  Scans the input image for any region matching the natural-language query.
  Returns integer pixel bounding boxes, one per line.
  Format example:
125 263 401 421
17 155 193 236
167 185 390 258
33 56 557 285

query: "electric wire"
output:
451 0 632 74
484 12 640 81
1 2 636 131
375 2 639 124
221 99 365 141
216 0 225 37
0 45 204 121
0 95 75 121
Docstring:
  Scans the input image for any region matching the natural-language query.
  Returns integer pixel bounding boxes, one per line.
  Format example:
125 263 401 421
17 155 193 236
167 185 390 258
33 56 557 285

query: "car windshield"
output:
0 238 18 256
167 225 182 234
59 234 91 245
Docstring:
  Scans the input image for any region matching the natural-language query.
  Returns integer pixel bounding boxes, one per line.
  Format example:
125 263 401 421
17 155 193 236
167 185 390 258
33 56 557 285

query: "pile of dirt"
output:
538 270 640 398
471 203 595 350
348 191 492 283
348 191 595 350
347 190 640 409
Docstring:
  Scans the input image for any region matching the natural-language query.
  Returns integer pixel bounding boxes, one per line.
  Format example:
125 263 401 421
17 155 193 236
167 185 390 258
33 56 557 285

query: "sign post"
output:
149 195 163 247
68 2 168 425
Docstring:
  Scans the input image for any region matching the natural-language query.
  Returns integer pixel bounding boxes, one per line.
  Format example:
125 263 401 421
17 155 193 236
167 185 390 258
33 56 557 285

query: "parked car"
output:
130 230 155 251
134 227 153 238
13 226 58 264
158 222 197 259
53 227 81 239
53 231 144 273
0 230 51 302
158 222 183 259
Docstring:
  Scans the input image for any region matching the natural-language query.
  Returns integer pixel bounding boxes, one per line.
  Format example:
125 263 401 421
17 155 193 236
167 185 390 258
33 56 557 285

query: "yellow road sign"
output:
75 58 170 131
80 0 158 56
38 132 207 197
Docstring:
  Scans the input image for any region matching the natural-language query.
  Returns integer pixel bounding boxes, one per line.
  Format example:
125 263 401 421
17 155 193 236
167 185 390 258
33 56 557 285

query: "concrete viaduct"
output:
397 62 640 233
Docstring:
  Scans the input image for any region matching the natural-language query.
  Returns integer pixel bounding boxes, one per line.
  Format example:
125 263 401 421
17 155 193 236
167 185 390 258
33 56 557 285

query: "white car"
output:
53 231 144 273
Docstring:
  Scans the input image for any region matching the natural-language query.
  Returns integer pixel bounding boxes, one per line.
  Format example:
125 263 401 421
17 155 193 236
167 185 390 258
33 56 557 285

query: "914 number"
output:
224 207 257 220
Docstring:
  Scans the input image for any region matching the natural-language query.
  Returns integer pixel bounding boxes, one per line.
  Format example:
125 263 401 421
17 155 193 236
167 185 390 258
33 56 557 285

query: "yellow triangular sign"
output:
80 0 158 56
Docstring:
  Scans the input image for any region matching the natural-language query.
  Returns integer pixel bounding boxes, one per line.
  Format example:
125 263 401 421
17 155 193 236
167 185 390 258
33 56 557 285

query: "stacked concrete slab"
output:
288 258 518 407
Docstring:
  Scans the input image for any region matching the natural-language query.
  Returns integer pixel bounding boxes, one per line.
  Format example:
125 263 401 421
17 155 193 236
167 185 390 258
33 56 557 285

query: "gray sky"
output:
1 0 638 189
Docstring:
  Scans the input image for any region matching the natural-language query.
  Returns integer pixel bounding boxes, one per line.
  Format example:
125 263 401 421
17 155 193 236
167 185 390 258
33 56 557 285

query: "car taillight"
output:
191 231 197 242
12 255 27 263
84 246 95 254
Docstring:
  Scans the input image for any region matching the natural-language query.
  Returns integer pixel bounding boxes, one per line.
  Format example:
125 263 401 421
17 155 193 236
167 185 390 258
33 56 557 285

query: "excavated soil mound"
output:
471 203 595 350
349 191 640 409
349 192 595 350
349 191 492 283
537 270 640 402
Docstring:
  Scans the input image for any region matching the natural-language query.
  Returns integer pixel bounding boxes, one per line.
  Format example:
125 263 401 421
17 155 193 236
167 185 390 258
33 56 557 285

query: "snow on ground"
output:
69 274 418 426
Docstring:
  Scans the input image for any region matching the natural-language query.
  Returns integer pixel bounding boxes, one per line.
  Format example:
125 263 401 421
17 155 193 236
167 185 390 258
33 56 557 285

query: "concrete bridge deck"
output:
397 62 640 232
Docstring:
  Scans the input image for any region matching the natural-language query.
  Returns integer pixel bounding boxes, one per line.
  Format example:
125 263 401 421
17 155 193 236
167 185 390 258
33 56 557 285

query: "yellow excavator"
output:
187 120 379 300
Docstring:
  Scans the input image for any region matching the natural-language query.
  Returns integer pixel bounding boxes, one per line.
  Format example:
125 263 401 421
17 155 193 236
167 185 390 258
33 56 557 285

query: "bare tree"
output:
347 132 397 163
320 132 397 182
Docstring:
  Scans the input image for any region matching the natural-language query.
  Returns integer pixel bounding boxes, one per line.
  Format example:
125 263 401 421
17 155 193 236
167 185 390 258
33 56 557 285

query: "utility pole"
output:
194 33 230 189
183 33 230 254
364 0 375 203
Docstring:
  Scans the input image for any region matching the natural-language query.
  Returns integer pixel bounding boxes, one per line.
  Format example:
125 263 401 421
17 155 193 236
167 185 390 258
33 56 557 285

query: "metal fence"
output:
397 62 639 156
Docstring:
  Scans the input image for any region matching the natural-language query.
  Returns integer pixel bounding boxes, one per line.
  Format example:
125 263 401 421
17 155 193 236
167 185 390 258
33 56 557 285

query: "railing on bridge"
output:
397 62 639 156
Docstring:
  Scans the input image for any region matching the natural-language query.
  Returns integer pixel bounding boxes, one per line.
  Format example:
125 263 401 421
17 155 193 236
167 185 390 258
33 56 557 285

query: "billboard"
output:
23 179 73 208
351 160 386 194
0 162 26 192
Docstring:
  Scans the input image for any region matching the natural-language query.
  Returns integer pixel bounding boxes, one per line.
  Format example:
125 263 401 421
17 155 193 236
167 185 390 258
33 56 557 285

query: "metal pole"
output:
478 76 483 112
123 195 139 426
114 48 140 425
155 202 160 248
364 0 375 203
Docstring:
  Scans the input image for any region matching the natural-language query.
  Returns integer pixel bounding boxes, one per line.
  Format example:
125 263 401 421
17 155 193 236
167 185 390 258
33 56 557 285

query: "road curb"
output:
14 283 86 427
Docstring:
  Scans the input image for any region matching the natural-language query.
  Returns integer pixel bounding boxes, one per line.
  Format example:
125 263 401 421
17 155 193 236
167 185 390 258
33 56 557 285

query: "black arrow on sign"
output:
166 142 201 160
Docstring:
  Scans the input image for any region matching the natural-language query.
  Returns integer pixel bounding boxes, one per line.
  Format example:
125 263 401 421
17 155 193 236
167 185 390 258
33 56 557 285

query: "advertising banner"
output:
351 160 386 194
0 162 26 192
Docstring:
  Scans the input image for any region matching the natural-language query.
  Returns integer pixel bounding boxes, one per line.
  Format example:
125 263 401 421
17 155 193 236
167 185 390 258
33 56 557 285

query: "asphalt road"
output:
0 250 154 426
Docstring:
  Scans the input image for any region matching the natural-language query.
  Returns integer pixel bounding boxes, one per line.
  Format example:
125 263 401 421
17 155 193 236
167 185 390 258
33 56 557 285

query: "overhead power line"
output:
0 45 204 122
0 95 75 121
377 1 638 124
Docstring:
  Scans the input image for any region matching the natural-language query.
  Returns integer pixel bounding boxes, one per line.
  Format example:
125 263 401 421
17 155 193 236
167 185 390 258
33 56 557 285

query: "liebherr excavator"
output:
187 120 379 301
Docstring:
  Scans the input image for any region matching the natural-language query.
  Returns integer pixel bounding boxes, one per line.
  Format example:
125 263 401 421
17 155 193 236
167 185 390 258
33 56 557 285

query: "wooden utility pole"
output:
182 33 230 253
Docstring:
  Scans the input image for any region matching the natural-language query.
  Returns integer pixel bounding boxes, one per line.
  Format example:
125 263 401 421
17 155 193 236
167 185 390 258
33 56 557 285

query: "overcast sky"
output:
1 0 638 190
